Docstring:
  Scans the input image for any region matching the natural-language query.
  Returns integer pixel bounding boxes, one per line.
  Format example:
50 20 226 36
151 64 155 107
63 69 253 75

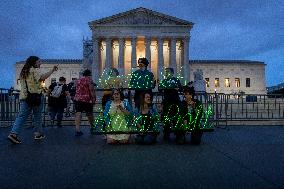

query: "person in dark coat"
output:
159 67 182 141
48 76 69 127
176 86 204 145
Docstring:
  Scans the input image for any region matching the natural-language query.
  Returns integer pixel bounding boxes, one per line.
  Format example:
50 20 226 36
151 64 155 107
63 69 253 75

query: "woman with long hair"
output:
134 92 159 144
103 89 132 144
7 56 58 144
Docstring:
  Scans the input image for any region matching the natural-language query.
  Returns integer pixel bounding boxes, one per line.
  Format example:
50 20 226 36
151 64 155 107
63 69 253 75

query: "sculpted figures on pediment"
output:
107 13 177 25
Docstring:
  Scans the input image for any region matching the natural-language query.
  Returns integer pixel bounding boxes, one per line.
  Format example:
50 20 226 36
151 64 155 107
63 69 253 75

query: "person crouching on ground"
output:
8 56 58 144
177 87 204 145
103 89 132 144
73 69 96 136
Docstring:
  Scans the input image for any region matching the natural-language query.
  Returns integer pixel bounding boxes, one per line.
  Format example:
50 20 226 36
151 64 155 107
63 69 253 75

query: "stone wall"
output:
189 62 266 94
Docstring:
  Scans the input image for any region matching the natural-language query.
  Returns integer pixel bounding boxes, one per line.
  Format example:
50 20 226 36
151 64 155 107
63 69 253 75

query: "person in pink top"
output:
74 69 96 136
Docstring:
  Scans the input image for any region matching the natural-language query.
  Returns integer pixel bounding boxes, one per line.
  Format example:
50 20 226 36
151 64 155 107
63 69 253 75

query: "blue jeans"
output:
11 96 44 135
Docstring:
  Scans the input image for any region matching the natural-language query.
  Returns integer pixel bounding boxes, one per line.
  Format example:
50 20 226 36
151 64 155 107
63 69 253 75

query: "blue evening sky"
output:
0 0 283 88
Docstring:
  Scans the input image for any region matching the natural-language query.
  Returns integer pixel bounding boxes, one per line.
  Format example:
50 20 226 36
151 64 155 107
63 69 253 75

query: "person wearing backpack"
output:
48 77 69 127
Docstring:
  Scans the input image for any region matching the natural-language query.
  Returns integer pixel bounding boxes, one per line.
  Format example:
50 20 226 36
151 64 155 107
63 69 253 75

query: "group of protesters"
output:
7 56 205 145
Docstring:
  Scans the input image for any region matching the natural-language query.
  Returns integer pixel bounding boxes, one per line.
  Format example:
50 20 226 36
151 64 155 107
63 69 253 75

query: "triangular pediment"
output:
89 7 193 26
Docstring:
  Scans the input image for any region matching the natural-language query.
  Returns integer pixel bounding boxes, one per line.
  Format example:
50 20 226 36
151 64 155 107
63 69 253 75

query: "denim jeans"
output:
11 96 44 135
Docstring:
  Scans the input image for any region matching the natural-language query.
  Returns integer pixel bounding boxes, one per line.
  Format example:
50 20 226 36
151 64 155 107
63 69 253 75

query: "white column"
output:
131 37 137 69
92 37 99 82
183 36 190 84
145 37 151 69
177 40 182 78
118 37 125 75
157 37 164 80
105 37 112 69
170 37 177 70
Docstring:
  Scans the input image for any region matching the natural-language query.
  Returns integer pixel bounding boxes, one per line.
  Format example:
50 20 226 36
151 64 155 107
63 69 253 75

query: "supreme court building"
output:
83 7 191 84
14 7 267 94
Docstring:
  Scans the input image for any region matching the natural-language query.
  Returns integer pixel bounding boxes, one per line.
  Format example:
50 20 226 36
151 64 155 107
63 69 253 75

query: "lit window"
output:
246 78 251 87
235 78 240 88
215 78 220 87
205 78 209 87
225 78 230 87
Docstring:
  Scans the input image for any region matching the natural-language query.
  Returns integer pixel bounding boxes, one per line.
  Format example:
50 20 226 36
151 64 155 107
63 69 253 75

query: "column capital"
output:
145 36 151 41
105 37 112 43
182 36 190 42
157 37 164 44
131 36 137 40
170 37 177 43
118 37 125 42
92 36 100 41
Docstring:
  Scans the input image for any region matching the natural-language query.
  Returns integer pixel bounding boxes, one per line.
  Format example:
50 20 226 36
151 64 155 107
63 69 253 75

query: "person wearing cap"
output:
47 76 69 127
159 67 182 141
74 69 96 136
129 58 155 109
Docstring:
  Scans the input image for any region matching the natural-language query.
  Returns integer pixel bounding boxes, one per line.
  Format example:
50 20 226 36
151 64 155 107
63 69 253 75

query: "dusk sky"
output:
0 0 283 88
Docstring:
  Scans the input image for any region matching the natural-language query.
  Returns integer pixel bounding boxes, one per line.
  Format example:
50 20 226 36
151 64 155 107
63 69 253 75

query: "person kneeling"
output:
177 87 204 145
134 92 160 145
103 89 132 144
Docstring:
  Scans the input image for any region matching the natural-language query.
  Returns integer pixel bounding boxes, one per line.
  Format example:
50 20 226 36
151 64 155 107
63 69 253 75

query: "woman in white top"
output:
8 56 58 144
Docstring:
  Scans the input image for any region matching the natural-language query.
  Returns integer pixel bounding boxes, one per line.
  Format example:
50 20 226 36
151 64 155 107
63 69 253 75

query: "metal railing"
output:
1 88 284 128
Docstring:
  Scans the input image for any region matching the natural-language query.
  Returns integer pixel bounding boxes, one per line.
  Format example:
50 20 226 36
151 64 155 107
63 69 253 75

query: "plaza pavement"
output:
0 125 283 189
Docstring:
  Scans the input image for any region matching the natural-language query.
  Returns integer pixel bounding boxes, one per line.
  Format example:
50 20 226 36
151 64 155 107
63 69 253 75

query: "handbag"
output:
25 80 42 107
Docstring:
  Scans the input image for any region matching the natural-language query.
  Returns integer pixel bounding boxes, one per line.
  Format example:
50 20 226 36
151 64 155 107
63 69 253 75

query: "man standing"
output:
129 58 155 109
159 68 182 140
48 76 69 127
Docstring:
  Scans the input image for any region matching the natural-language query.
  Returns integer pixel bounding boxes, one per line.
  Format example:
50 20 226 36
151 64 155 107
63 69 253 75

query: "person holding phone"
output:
8 56 58 144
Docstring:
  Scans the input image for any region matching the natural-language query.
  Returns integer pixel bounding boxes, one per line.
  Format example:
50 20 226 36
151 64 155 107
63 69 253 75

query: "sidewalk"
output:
0 125 283 189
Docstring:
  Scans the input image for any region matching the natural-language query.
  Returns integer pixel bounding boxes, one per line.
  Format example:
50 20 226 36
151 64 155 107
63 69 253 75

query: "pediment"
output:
89 7 193 26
